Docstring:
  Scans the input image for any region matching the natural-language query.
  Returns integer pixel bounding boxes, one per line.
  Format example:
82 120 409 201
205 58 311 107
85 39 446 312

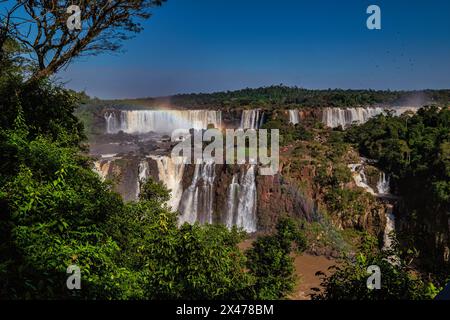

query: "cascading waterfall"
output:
349 162 391 197
138 160 149 182
104 112 119 134
348 163 376 195
178 165 200 225
348 159 395 199
240 109 262 129
235 165 257 232
383 204 396 251
93 160 111 181
349 159 397 253
322 107 384 128
150 155 185 211
225 174 239 228
376 172 390 195
288 110 300 125
105 110 222 134
136 160 150 199
224 166 257 232
259 112 265 128
149 159 258 232
178 161 216 225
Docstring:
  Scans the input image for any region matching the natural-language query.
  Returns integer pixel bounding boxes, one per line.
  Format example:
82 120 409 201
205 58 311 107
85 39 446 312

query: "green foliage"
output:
312 248 436 300
246 218 307 299
332 164 352 185
0 83 84 149
262 117 313 146
303 216 352 256
105 194 254 299
326 131 350 161
0 26 314 302
139 177 171 203
0 114 130 298
345 107 450 277
167 85 450 110
0 53 302 299
1 110 302 299
324 188 370 219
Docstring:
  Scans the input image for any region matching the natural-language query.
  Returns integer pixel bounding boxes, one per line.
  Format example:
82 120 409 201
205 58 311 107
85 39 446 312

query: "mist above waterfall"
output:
394 91 429 108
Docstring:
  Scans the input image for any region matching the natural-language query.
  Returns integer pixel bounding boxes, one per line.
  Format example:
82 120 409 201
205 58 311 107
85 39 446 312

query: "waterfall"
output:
104 110 222 134
93 160 111 181
348 161 393 197
259 112 265 128
223 166 257 233
178 161 216 225
377 172 390 195
95 156 258 231
289 110 300 125
240 110 262 129
349 159 397 253
178 165 200 225
235 165 257 232
383 204 396 251
322 107 384 128
136 160 150 199
150 155 185 211
348 163 377 195
225 174 239 228
104 112 119 134
138 160 149 182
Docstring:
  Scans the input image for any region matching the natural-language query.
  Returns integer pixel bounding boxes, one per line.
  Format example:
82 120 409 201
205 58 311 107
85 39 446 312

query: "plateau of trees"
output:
168 86 450 110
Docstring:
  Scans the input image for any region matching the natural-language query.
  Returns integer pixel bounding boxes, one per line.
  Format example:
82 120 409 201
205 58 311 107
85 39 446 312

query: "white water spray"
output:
105 110 222 134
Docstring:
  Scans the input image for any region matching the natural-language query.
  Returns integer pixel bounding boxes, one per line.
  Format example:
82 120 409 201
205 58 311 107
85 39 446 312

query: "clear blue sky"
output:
60 0 450 99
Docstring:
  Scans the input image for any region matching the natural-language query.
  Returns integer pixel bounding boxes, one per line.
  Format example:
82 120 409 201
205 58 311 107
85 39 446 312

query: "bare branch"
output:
1 0 166 81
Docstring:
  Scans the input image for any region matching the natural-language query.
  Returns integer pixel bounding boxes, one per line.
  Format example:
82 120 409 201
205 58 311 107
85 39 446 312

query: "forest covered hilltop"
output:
80 85 450 110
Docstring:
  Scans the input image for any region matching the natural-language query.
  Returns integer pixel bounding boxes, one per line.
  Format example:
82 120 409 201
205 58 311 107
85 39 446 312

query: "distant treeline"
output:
89 85 450 109
80 86 450 110
168 86 450 109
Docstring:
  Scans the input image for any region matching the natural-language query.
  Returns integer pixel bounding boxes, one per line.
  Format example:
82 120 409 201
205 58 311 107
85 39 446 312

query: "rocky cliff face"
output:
94 156 142 202
93 146 389 247
256 173 316 231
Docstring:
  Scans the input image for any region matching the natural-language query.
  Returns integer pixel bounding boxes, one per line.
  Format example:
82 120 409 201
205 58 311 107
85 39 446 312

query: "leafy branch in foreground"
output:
311 239 439 300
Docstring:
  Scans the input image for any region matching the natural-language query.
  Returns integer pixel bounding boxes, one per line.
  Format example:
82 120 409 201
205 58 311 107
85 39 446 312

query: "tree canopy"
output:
1 0 166 81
